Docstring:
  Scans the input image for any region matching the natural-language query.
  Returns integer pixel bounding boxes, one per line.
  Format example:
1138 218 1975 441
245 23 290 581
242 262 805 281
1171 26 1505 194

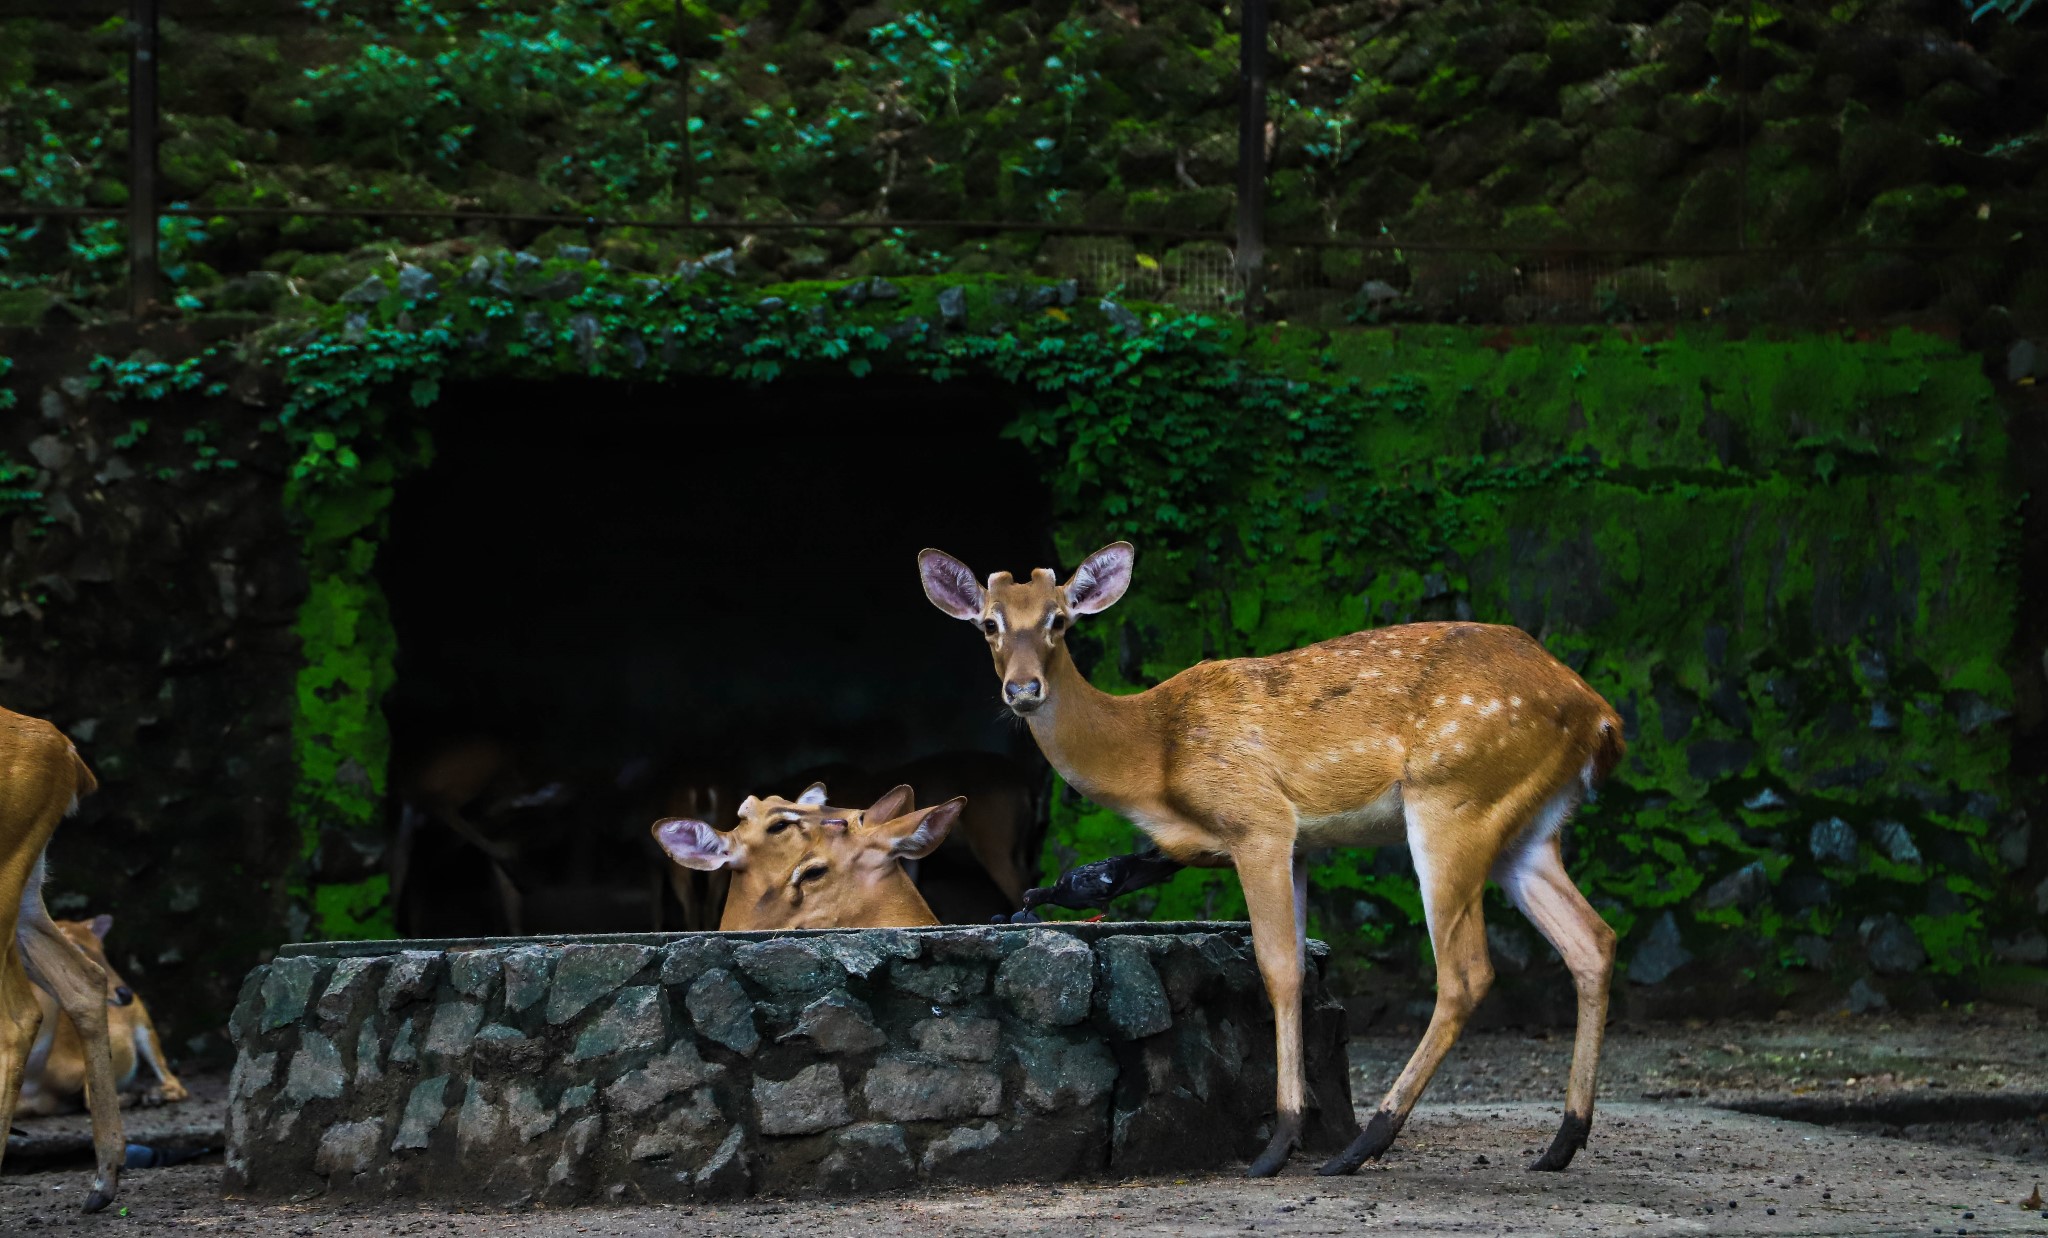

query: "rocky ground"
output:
5 1010 2044 1236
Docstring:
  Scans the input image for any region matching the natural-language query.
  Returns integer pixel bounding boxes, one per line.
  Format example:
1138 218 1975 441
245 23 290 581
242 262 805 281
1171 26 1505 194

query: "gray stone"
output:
316 957 383 1025
423 999 486 1059
283 1031 346 1103
1996 821 2030 870
568 986 668 1063
1846 977 1889 1013
693 1125 750 1199
2010 338 2039 383
1992 930 2048 964
1742 787 1791 811
547 1114 602 1191
230 1048 277 1102
814 931 919 979
938 286 967 323
868 279 902 301
546 944 654 1024
1486 923 1532 973
354 1021 383 1087
559 1083 596 1113
703 248 737 277
628 1087 722 1161
1809 817 1860 866
448 950 502 1000
338 274 387 304
1702 860 1770 910
1013 1033 1118 1112
911 1016 1000 1062
392 1075 452 1151
456 1080 501 1156
1791 934 1833 969
863 1054 1002 1122
1627 911 1693 985
1101 939 1173 1038
379 951 443 1011
753 1063 850 1136
893 961 986 1005
996 933 1094 1025
1099 298 1142 333
261 957 324 1030
685 969 759 1054
462 254 492 287
786 991 887 1055
505 1083 555 1142
389 1016 418 1064
660 937 734 986
920 1120 1001 1174
818 1123 911 1193
502 947 554 1012
1860 914 1927 975
313 1119 385 1177
604 1040 724 1114
396 264 436 299
1872 820 1922 866
921 927 1007 962
1951 691 2011 735
733 939 837 995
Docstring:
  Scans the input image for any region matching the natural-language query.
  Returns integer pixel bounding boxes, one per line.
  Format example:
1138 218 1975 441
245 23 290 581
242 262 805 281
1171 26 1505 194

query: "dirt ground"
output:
5 1010 2045 1236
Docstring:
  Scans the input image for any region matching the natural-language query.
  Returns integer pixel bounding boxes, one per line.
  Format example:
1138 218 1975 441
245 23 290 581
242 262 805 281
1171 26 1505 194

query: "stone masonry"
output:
224 923 1356 1202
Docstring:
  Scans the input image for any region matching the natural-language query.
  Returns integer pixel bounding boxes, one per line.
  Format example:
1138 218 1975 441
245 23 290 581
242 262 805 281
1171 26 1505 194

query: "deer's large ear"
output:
89 914 113 940
875 797 964 860
919 549 986 621
652 818 741 871
1063 541 1134 614
863 784 914 826
796 782 829 808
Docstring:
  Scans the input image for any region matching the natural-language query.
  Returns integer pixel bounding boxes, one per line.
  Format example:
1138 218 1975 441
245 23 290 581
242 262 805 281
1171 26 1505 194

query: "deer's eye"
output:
981 618 999 635
766 820 792 835
1050 614 1066 632
796 863 828 883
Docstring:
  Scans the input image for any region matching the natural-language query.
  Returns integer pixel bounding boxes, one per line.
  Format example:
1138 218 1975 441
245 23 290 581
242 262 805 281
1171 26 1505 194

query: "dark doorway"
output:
378 375 1056 937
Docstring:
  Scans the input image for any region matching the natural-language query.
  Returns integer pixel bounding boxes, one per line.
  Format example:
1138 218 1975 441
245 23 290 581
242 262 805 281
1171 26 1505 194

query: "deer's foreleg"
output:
1503 836 1614 1171
18 912 123 1210
1238 835 1306 1178
1319 792 1494 1176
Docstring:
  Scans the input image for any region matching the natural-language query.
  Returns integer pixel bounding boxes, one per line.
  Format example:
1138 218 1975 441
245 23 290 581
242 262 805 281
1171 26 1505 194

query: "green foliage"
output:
77 259 2022 982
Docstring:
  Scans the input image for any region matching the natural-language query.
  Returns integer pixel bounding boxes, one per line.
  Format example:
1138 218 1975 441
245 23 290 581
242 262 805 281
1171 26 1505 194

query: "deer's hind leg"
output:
18 901 123 1211
1499 832 1615 1171
1317 785 1496 1176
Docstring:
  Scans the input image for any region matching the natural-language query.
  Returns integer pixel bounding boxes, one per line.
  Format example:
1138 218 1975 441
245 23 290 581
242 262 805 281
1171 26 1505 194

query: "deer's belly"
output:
1294 784 1407 848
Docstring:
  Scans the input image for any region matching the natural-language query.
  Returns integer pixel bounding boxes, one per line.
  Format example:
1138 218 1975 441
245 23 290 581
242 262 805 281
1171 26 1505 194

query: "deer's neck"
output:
1026 645 1165 811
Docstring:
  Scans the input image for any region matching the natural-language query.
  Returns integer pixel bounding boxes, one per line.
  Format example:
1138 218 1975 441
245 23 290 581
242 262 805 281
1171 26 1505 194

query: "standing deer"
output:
651 782 963 930
919 541 1625 1178
0 706 125 1211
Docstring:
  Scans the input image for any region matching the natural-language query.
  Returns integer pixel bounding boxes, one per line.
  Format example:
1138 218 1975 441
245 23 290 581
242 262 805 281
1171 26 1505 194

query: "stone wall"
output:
223 924 1357 1202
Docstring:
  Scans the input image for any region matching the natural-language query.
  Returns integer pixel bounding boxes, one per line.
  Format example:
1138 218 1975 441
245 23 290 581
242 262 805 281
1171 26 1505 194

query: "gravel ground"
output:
3 1010 2043 1236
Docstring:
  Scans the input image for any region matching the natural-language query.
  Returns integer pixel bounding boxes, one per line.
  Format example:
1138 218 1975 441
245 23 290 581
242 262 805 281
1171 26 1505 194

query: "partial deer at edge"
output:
919 541 1624 1179
0 705 127 1211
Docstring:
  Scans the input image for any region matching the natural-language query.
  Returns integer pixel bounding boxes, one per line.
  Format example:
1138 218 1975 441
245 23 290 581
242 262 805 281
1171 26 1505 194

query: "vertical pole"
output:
127 0 160 318
1235 0 1268 320
1736 0 1751 252
675 0 693 227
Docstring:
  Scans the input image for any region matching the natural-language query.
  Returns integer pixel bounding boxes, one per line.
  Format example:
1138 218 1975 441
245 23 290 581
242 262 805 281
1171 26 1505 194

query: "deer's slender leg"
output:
1318 790 1495 1176
1292 851 1309 972
0 959 41 1136
1238 832 1306 1178
133 1005 189 1106
1502 835 1615 1171
18 907 123 1210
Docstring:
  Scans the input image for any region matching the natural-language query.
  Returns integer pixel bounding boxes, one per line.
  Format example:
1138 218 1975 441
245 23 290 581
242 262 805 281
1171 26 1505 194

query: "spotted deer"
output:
919 541 1625 1178
0 706 126 1211
650 783 964 930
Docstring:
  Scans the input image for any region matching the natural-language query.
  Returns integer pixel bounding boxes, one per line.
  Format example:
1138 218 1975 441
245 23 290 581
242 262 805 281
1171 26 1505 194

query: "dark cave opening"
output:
377 375 1057 937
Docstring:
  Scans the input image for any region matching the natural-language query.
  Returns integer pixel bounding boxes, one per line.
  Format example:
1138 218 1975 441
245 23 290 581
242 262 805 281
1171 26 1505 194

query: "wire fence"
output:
0 0 2039 329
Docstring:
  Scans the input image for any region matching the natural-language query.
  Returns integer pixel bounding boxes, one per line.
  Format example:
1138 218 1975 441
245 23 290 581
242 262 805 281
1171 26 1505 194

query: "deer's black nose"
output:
111 986 134 1007
1005 679 1043 701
